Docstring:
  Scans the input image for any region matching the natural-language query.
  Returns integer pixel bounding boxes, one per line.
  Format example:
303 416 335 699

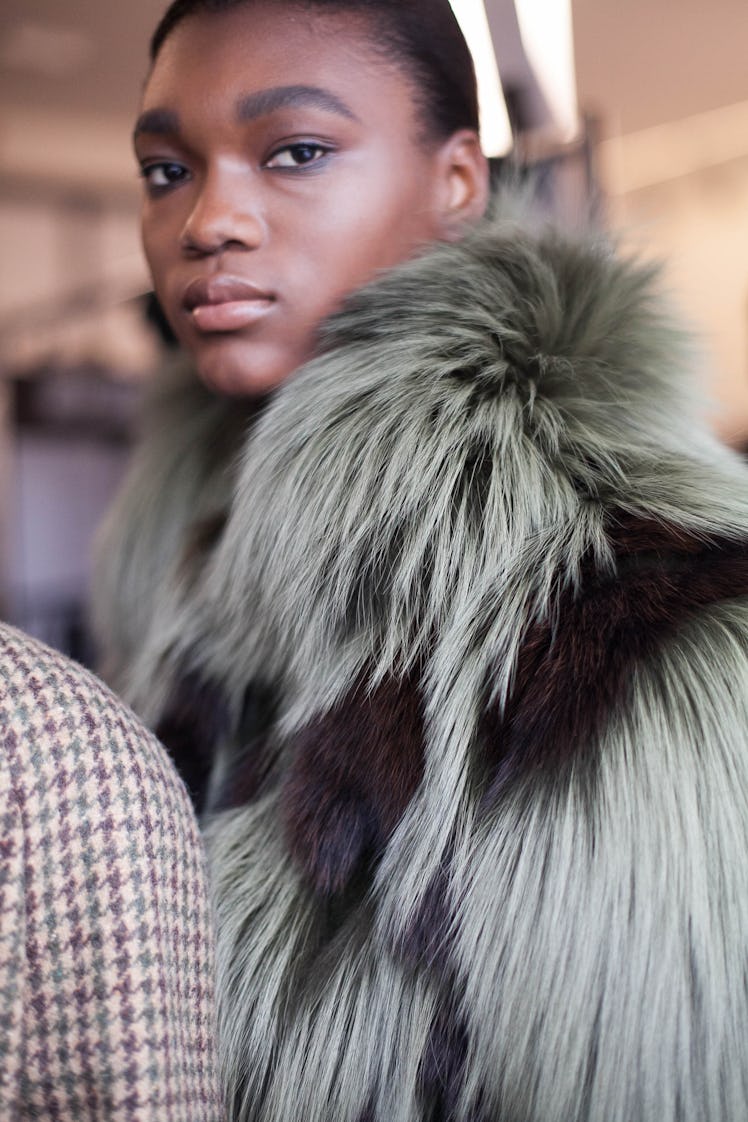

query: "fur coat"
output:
94 201 748 1122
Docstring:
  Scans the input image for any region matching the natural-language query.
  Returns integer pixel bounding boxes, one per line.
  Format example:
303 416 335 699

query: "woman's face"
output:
136 3 486 395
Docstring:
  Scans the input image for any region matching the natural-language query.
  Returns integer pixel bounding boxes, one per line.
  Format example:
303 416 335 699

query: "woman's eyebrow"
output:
235 85 359 123
132 86 358 144
133 108 180 142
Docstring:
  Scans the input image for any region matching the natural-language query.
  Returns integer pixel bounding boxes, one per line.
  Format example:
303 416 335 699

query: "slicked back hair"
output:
149 0 480 143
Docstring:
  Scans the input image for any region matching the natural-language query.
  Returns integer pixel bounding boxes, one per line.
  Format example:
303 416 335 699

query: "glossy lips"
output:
182 275 275 332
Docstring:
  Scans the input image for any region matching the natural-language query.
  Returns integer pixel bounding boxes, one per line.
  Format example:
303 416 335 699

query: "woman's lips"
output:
182 275 275 333
191 299 273 332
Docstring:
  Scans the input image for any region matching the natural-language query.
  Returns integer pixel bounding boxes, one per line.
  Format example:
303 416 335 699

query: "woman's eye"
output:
265 143 330 169
139 162 189 191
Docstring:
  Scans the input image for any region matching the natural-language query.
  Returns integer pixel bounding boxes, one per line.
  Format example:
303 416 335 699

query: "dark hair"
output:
149 0 479 141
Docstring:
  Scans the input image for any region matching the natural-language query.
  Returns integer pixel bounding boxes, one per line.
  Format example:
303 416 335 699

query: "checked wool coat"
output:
0 622 223 1120
95 200 748 1122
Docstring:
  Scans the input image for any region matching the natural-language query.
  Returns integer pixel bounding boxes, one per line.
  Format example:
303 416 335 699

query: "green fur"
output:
92 359 251 722
95 199 748 1120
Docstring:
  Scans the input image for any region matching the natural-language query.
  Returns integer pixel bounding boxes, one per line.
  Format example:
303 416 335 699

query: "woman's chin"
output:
191 336 301 399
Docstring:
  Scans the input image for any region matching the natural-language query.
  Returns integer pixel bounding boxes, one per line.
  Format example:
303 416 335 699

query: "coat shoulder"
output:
0 622 225 1118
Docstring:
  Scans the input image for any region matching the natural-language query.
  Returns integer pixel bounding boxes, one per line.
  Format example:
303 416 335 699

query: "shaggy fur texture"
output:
94 200 748 1121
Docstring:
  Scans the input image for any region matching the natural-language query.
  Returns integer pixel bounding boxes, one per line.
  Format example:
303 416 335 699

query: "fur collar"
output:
187 200 748 704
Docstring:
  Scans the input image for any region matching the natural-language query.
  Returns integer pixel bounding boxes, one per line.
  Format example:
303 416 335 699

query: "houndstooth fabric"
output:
0 622 224 1120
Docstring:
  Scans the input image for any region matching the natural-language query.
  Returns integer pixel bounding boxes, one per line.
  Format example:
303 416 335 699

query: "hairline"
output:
147 0 476 147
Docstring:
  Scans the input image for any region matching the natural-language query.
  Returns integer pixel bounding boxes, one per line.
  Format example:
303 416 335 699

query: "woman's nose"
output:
180 168 264 256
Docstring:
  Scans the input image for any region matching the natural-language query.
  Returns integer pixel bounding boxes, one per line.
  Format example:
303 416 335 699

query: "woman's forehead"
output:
146 3 386 89
140 5 414 128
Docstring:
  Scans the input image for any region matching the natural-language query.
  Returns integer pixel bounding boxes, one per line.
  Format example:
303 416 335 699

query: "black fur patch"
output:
396 859 455 977
484 516 748 796
156 667 230 811
418 1001 485 1122
178 510 228 582
158 670 279 814
282 671 425 895
209 681 279 812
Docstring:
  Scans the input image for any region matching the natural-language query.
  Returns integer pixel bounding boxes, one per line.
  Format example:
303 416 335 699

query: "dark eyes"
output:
139 142 331 195
139 162 189 193
264 142 331 168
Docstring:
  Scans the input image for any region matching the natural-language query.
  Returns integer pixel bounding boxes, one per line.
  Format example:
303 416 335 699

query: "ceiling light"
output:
513 0 578 140
448 0 514 156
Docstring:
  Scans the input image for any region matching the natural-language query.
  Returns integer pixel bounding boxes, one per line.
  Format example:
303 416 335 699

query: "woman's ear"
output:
434 129 490 240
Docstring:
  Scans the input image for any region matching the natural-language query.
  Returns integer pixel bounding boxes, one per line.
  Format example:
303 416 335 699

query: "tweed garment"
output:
0 623 223 1120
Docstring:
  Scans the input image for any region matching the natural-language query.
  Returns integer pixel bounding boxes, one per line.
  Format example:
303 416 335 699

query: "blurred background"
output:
1 0 747 660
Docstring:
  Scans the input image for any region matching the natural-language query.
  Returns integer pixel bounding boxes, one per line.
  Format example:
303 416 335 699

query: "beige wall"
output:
599 113 748 446
0 190 152 376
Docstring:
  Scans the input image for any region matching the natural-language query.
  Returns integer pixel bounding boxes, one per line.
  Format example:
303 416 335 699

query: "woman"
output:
95 1 748 1119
